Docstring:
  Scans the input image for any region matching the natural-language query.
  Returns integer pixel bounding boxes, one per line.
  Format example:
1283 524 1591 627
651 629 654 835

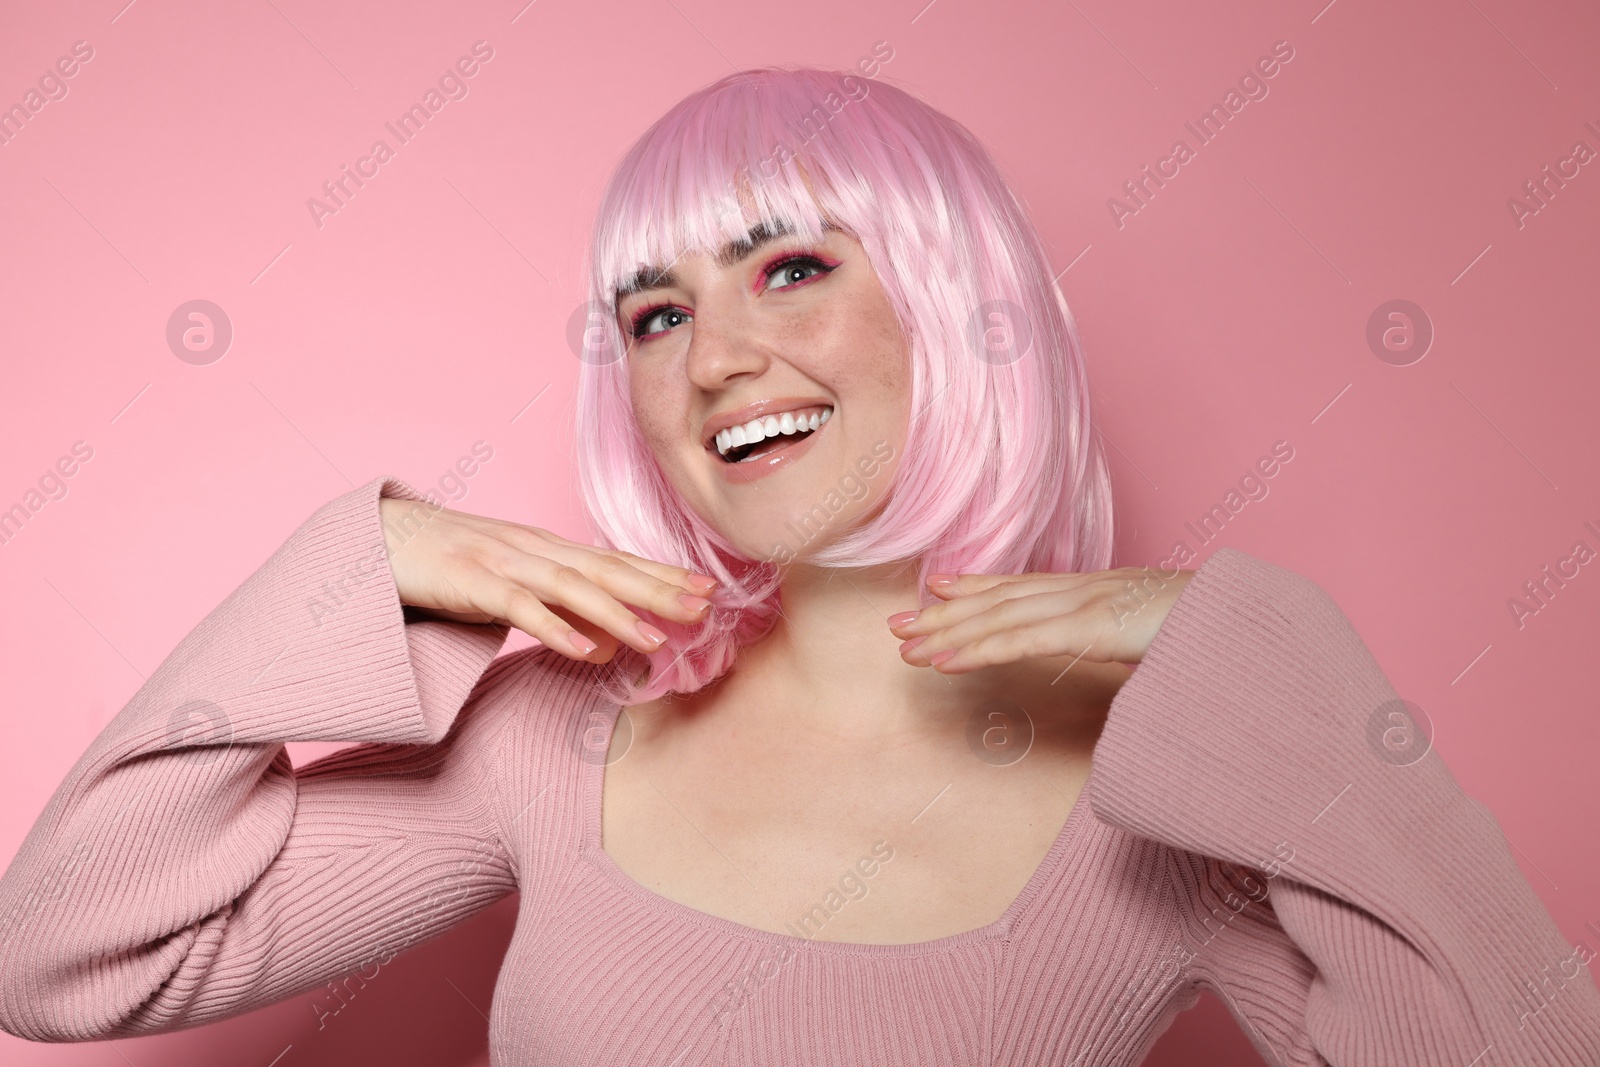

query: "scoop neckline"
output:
579 699 1095 958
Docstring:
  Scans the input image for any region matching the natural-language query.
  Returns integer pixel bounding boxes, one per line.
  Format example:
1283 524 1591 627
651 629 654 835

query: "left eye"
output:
765 256 832 291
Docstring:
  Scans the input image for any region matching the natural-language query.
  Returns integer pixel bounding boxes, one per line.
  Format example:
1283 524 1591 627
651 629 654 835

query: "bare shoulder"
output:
1004 654 1134 745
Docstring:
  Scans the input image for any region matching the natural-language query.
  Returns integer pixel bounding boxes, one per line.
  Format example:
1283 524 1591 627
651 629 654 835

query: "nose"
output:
684 293 773 393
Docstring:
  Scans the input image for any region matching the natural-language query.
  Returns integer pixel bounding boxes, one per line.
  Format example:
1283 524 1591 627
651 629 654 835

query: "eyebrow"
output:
613 218 834 304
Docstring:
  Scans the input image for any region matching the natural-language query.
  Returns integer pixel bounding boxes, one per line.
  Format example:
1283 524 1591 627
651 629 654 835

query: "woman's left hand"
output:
887 566 1196 674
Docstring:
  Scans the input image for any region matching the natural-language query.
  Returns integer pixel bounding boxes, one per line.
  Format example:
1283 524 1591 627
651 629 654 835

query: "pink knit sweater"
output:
2 475 1598 1066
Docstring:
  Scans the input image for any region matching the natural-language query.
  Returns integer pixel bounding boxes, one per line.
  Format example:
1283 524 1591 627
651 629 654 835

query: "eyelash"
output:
627 253 837 341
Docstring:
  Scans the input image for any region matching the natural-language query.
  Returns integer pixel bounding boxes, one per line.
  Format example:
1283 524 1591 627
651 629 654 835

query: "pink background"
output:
3 0 1598 1062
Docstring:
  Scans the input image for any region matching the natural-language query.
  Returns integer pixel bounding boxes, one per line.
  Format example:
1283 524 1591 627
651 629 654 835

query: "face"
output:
616 218 910 564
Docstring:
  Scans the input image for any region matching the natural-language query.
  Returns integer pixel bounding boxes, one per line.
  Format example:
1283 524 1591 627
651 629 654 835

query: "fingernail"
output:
927 574 958 587
685 573 719 592
567 631 598 656
887 610 920 627
928 648 956 666
898 635 927 655
637 621 669 647
679 593 711 614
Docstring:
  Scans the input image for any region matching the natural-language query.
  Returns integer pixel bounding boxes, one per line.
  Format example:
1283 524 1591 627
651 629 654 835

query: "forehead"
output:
613 217 843 304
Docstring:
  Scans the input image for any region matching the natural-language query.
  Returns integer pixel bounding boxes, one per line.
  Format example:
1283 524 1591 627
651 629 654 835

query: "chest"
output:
598 705 1101 945
503 771 1185 1067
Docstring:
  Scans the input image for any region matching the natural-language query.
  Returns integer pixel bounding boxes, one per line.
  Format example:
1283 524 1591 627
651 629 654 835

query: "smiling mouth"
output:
711 406 832 464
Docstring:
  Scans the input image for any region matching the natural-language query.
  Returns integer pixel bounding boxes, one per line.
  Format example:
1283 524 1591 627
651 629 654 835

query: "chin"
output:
732 525 818 568
727 504 863 568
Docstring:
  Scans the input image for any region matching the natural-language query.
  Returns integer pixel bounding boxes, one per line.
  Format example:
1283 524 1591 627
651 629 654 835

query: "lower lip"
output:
712 419 828 484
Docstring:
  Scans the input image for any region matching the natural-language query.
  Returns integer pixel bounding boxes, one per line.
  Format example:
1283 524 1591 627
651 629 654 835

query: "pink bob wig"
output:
574 65 1115 707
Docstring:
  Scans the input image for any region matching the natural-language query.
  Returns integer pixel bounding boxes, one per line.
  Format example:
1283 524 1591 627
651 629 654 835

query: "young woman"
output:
1 66 1597 1066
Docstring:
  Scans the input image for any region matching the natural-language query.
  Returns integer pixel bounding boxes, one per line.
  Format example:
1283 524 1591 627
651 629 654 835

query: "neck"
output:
707 557 997 743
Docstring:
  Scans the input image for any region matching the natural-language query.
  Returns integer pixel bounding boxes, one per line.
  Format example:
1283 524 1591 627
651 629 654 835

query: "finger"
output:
505 527 720 614
923 572 1039 600
521 524 716 591
926 616 1112 674
606 547 720 593
894 574 1094 636
430 570 607 661
548 604 622 663
438 511 716 594
525 524 689 582
901 588 1081 664
566 546 718 625
472 568 646 659
927 570 1094 593
498 552 692 656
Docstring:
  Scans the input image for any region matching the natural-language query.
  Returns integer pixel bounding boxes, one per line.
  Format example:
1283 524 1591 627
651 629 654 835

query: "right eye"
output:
631 304 691 341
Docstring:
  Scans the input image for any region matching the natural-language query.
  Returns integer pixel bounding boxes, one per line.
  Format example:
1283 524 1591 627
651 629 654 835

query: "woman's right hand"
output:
378 496 717 663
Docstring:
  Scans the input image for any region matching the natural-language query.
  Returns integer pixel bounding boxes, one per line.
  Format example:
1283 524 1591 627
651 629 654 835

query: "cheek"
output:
864 304 910 409
636 415 670 458
822 290 907 393
861 287 908 379
629 374 673 455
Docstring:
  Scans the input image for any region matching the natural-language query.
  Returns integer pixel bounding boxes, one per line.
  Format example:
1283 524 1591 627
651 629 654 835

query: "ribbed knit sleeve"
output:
0 476 517 1043
1082 547 1600 1065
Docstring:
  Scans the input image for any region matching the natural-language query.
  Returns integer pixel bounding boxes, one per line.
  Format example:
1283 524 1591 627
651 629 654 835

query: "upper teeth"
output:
714 405 832 457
